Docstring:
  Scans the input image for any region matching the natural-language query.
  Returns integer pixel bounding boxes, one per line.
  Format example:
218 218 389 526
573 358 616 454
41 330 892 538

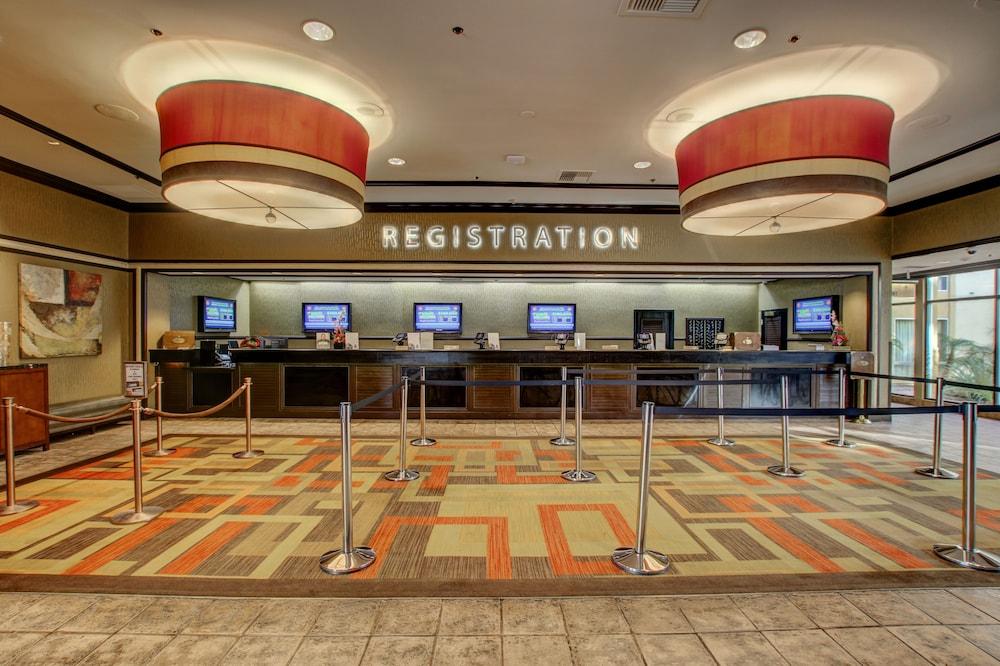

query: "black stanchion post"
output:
233 378 263 459
916 377 958 479
110 399 164 525
933 402 1000 572
561 377 596 482
767 376 805 478
386 378 419 482
1 397 38 517
410 367 436 446
825 366 857 448
550 366 575 446
320 401 376 575
612 401 670 575
707 367 734 447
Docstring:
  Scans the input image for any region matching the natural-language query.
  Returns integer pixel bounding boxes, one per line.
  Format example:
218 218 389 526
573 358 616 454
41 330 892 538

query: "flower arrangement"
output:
830 310 849 347
332 325 346 349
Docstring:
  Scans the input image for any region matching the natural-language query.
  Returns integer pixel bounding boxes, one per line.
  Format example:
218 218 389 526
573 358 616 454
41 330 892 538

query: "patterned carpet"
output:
1 432 998 596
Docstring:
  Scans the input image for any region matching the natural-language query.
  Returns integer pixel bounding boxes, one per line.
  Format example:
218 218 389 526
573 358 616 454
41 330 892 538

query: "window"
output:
891 281 917 396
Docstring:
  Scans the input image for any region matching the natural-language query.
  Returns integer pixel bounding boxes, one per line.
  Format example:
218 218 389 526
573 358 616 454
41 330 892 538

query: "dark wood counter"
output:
149 348 851 420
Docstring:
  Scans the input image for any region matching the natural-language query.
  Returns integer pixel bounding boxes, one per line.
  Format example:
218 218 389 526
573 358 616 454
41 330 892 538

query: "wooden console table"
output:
0 364 49 454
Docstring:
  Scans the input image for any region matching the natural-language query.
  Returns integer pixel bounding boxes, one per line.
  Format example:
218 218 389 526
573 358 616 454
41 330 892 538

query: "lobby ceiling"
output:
0 0 997 210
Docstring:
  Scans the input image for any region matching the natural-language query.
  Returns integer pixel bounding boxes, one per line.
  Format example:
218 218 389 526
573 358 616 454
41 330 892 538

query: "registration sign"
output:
123 361 148 398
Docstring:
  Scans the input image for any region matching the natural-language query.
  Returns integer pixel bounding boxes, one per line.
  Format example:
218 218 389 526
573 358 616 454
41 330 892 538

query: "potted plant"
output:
830 311 849 348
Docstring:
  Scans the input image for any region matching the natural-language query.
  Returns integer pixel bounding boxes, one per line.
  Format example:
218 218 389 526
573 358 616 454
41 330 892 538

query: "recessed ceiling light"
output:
633 161 652 169
94 103 139 121
302 20 335 41
46 139 61 146
387 157 406 166
505 154 526 166
519 110 536 119
733 28 767 49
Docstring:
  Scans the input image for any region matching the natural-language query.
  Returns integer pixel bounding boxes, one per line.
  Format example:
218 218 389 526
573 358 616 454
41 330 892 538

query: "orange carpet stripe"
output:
233 496 281 515
538 505 624 576
495 450 518 462
496 465 567 484
174 495 227 514
747 517 843 573
421 465 451 490
702 454 742 473
0 499 75 534
719 496 764 513
413 454 453 462
66 518 178 575
766 495 827 513
290 453 338 473
736 474 770 486
159 521 253 575
847 463 909 486
823 518 930 569
273 475 300 488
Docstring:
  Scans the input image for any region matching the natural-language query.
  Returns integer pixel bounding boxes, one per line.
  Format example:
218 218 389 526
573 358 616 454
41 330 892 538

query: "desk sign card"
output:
123 361 148 398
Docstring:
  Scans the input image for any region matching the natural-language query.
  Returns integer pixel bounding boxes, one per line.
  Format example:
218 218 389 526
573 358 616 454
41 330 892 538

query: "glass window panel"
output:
891 302 915 396
928 269 994 300
892 281 916 303
926 299 996 404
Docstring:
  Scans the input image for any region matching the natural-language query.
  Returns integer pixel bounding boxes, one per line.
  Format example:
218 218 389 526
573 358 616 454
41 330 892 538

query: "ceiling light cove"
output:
633 161 652 169
302 20 335 41
387 157 406 166
733 28 767 49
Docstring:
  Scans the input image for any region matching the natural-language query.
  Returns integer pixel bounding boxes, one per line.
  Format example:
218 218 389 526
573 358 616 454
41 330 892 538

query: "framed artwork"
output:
19 263 103 358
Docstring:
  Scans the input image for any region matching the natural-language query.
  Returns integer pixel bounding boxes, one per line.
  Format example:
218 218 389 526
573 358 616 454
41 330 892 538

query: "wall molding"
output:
0 234 130 270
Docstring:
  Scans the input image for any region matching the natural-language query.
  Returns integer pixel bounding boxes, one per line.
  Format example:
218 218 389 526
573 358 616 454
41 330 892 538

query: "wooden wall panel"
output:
472 364 515 411
587 365 632 414
353 364 396 409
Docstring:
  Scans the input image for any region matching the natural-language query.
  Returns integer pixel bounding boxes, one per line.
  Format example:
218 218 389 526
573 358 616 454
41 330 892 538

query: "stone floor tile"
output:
5 593 98 632
221 634 303 666
618 597 694 634
13 632 109 666
636 634 716 666
79 633 174 666
360 636 434 666
840 591 938 626
58 595 154 633
149 634 238 666
951 624 1000 660
732 593 817 630
433 636 502 665
502 635 572 665
948 588 1000 622
825 627 930 666
677 595 756 633
898 589 998 625
373 598 442 636
0 632 47 663
438 598 501 635
887 625 999 665
763 629 859 665
290 636 368 666
501 598 565 635
699 631 789 666
0 594 42 624
246 598 324 635
310 599 382 635
569 634 643 666
787 592 876 628
119 597 210 634
560 597 630 635
181 598 267 635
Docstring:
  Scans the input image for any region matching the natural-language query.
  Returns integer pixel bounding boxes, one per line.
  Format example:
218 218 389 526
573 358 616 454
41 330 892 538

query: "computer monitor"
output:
527 303 576 336
197 296 236 333
413 303 462 335
302 303 352 333
792 295 840 334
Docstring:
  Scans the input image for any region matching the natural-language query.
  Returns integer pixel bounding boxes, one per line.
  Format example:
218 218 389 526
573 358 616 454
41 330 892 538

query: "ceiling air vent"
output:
617 0 708 18
557 170 594 184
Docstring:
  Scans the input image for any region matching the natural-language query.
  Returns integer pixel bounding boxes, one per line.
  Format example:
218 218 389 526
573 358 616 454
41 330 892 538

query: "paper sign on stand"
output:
487 332 500 350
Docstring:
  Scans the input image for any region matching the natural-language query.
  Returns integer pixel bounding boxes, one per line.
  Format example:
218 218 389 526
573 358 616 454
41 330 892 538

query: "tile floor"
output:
1 588 999 665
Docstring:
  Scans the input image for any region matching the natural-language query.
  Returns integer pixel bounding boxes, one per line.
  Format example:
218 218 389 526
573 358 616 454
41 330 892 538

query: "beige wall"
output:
145 275 250 345
758 276 870 350
891 187 1000 257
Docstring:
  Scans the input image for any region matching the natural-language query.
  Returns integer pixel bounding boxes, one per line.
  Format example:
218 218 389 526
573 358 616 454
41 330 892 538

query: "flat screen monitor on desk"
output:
302 303 352 332
414 303 462 335
528 303 576 336
197 296 236 333
792 295 839 334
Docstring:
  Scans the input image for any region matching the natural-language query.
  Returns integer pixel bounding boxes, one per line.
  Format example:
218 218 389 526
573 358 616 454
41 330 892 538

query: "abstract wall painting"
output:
19 263 103 358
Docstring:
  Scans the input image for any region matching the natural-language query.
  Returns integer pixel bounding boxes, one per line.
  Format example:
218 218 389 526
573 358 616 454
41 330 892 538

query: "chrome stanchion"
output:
916 377 958 479
410 367 436 446
561 377 596 482
1 397 38 517
933 402 1000 572
386 377 419 482
612 401 669 575
233 378 263 459
707 367 734 447
320 401 376 575
825 366 857 449
145 376 175 457
767 375 805 478
110 399 164 525
550 366 575 446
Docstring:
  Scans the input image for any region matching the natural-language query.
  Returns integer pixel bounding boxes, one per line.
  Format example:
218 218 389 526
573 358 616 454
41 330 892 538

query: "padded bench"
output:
48 396 131 437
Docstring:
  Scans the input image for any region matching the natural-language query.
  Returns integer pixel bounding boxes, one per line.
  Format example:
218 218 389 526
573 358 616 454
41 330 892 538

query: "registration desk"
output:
148 348 850 419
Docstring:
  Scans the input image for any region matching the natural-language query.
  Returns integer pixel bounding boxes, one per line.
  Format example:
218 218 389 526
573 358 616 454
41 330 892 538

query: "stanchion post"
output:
320 401 376 575
386 377 419 481
707 366 734 447
612 401 670 574
233 378 264 459
916 377 958 479
550 366 575 446
933 402 1000 572
1 396 38 516
110 399 164 525
825 366 857 448
145 376 175 457
767 375 805 478
561 377 596 482
853 376 872 424
410 367 436 446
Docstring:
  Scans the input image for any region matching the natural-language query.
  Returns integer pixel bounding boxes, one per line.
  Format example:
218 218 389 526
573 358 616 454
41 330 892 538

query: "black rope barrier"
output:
351 380 405 413
652 404 963 418
938 378 1000 394
851 370 937 385
584 378 780 387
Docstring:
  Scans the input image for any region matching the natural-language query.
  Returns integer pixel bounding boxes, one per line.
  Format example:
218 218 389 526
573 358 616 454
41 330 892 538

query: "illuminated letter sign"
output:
380 224 640 253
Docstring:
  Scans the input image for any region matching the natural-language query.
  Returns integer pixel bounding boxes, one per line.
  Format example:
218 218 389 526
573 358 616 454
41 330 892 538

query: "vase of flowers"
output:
830 311 849 347
333 325 346 349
